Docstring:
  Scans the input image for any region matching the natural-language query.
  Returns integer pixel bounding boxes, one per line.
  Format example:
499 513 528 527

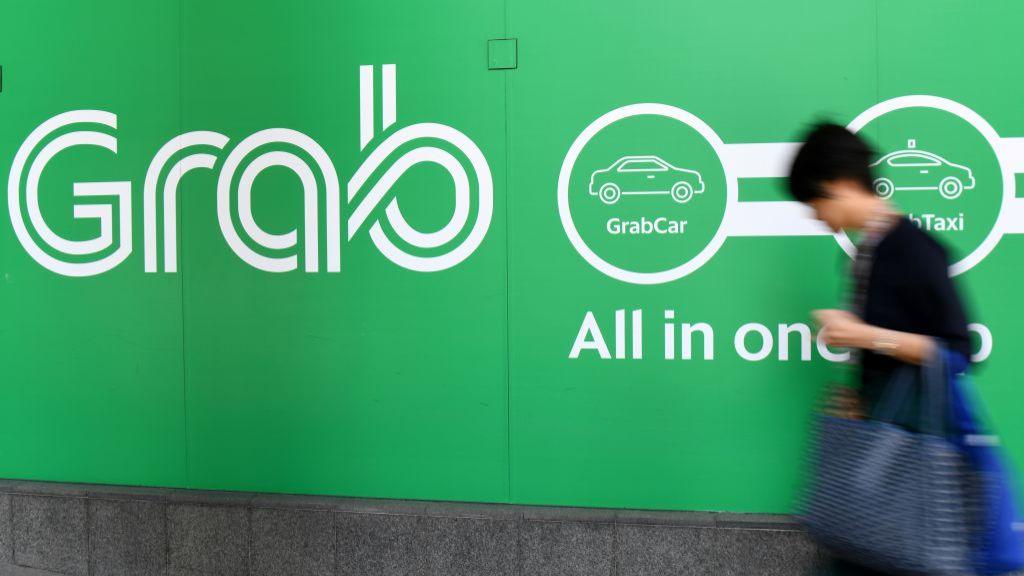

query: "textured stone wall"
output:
0 479 826 575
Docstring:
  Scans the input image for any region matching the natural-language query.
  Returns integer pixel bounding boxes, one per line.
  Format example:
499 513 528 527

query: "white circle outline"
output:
557 103 738 284
843 95 1014 276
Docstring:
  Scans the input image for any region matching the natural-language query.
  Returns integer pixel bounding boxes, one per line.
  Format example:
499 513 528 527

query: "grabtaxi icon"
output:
559 96 1024 284
6 64 492 277
870 140 975 201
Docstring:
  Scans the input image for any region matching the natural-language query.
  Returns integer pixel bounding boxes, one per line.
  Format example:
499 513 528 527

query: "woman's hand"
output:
813 309 871 348
812 308 936 365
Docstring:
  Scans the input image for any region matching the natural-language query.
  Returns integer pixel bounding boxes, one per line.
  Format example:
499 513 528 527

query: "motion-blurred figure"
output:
788 123 973 575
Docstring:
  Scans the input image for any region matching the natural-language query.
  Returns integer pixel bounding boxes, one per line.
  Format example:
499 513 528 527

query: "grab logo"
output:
6 64 493 277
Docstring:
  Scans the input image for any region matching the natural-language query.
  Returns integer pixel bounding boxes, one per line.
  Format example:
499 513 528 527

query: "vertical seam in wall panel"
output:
178 0 192 491
11 496 20 568
516 514 522 576
86 499 93 576
333 511 340 576
6 495 12 565
163 503 171 576
246 507 253 576
612 522 619 576
875 0 880 108
503 0 514 507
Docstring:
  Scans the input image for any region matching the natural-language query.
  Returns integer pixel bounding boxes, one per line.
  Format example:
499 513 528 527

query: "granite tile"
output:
707 528 822 576
333 498 428 516
0 480 24 494
250 508 333 576
162 489 255 507
11 495 88 576
713 512 802 530
85 484 174 502
615 509 718 528
618 524 711 576
422 500 524 521
336 512 425 576
168 504 249 576
0 562 73 575
89 499 167 576
520 520 614 576
8 481 90 498
0 494 10 564
423 516 516 576
249 493 347 512
521 505 618 524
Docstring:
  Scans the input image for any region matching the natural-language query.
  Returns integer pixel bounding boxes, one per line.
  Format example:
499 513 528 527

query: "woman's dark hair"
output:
787 122 876 202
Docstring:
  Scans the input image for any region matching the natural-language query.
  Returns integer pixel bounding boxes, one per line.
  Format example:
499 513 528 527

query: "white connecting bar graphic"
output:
997 137 1024 235
721 142 832 237
723 137 1024 239
727 200 830 237
721 142 799 179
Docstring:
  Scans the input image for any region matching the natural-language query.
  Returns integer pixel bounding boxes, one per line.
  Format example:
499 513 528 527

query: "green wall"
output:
2 0 1023 513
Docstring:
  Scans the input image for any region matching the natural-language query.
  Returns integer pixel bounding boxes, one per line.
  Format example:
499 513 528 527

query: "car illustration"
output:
869 141 975 200
588 155 705 205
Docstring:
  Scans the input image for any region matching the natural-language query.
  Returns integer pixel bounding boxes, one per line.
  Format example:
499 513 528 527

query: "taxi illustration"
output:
589 155 705 205
870 140 975 200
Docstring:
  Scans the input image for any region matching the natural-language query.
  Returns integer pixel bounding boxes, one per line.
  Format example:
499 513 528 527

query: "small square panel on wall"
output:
488 38 517 70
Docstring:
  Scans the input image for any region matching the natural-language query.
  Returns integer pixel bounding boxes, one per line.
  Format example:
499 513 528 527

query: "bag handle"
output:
920 340 950 437
871 362 918 423
870 339 950 437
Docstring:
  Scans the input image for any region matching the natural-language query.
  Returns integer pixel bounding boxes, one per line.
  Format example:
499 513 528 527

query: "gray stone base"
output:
0 479 833 575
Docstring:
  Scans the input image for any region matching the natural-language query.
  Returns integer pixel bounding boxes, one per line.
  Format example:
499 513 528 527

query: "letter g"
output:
8 110 132 276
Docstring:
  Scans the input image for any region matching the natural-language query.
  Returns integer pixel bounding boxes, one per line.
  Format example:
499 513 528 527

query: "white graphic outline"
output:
216 128 341 273
869 141 975 201
8 110 132 277
144 131 230 272
558 103 738 285
588 155 705 205
560 95 1024 283
844 95 1020 276
347 64 493 273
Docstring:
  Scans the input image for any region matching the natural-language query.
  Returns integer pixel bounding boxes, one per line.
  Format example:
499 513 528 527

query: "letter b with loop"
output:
347 64 493 272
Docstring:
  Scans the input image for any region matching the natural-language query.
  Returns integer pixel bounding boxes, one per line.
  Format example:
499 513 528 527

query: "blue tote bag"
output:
944 349 1024 575
802 351 973 575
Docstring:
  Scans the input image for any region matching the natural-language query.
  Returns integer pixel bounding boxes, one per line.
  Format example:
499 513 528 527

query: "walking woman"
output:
787 123 974 575
788 123 972 400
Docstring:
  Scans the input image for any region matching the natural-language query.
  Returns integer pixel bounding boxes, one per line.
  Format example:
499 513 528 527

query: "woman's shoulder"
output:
875 216 950 270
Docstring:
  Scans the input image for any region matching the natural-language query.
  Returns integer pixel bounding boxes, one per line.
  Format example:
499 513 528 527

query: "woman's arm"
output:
813 309 936 365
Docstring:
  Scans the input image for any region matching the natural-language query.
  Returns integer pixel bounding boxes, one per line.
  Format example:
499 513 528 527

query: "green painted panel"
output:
1 0 1023 513
177 0 509 499
506 0 876 512
0 0 186 486
876 0 1024 484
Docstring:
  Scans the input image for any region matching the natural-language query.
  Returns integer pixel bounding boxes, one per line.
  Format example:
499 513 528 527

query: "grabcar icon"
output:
870 140 975 200
589 155 705 205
